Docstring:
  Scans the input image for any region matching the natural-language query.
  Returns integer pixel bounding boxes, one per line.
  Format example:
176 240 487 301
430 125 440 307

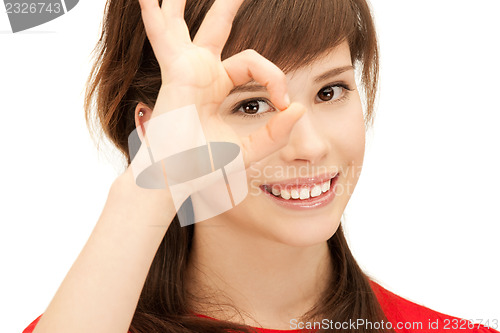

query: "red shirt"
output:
22 281 498 333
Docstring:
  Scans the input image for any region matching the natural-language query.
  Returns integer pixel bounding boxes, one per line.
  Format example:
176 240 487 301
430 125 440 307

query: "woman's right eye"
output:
233 99 274 118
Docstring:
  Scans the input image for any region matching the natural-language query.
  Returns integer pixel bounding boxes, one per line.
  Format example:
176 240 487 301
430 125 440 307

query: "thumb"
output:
240 102 306 168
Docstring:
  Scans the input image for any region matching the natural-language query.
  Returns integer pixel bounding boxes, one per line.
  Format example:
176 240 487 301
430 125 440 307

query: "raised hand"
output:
138 0 305 167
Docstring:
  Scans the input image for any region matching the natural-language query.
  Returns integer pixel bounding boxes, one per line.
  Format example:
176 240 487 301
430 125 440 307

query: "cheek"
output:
219 113 266 138
322 97 366 169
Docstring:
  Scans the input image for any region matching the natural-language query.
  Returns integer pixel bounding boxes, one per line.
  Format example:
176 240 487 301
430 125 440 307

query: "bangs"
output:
221 0 359 72
185 0 378 123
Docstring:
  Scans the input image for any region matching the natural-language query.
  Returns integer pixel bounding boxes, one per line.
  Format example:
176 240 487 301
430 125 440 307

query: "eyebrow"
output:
313 65 354 83
228 65 354 95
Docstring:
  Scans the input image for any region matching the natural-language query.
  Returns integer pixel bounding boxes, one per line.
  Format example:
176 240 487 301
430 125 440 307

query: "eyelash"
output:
231 82 354 119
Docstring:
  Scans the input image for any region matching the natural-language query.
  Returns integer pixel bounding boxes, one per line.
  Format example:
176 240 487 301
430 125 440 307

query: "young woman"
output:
23 0 498 332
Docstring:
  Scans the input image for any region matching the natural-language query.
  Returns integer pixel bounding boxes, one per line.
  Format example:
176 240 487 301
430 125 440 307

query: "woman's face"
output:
201 41 365 247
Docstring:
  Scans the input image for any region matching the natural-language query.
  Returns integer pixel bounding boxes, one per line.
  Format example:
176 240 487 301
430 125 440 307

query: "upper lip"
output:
261 172 338 187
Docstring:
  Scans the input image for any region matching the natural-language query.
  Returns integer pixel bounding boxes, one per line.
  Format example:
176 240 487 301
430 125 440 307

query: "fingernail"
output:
284 94 291 107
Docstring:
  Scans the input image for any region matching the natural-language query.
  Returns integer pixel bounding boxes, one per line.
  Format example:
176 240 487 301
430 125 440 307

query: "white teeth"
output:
271 186 281 196
321 179 330 192
280 189 291 200
299 188 310 199
311 185 322 197
266 178 334 200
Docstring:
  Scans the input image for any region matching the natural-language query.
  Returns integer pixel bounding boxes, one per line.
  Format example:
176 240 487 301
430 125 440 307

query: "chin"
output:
260 212 343 248
219 186 345 243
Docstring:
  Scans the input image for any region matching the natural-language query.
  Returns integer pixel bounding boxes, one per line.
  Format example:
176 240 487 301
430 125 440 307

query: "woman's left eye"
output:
316 84 350 103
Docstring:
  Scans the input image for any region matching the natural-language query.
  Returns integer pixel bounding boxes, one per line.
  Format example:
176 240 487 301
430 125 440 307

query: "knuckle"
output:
242 49 258 58
243 48 257 54
277 70 287 82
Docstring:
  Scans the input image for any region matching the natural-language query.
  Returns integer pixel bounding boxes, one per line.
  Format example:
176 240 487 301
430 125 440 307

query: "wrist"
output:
107 167 178 228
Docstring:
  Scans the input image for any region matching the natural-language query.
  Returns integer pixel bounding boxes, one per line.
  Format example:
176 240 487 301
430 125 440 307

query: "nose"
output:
279 103 329 165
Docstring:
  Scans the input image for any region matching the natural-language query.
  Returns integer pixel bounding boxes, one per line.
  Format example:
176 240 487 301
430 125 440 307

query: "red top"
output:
22 281 498 333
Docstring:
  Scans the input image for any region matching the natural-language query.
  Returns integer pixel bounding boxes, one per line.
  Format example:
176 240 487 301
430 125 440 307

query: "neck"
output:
185 223 333 329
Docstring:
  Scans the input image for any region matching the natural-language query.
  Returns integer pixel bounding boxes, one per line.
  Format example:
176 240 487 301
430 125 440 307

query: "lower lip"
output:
260 175 338 210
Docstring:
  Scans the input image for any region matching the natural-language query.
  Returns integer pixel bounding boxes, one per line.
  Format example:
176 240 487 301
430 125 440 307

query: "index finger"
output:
138 0 167 48
192 0 245 55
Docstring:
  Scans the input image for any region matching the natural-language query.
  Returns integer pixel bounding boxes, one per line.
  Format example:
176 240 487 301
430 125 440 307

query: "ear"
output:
134 102 153 139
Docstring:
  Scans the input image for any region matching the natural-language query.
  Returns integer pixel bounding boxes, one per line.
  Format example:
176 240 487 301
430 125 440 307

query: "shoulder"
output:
369 280 498 333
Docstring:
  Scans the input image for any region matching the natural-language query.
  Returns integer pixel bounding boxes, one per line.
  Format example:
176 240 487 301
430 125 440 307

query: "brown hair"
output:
84 0 392 332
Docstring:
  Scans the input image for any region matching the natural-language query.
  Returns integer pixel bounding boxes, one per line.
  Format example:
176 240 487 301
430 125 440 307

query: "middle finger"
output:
193 0 245 55
160 0 187 20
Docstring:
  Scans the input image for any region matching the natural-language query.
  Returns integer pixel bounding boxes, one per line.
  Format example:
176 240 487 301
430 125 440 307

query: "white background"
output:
1 1 499 332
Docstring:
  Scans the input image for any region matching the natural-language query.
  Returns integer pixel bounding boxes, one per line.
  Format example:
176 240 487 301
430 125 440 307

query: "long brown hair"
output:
84 0 393 332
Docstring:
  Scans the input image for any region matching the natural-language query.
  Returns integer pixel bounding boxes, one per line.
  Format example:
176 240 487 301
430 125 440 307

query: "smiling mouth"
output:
260 175 338 201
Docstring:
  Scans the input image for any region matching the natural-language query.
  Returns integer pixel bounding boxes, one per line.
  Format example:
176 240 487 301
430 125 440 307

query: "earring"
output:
138 111 144 117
